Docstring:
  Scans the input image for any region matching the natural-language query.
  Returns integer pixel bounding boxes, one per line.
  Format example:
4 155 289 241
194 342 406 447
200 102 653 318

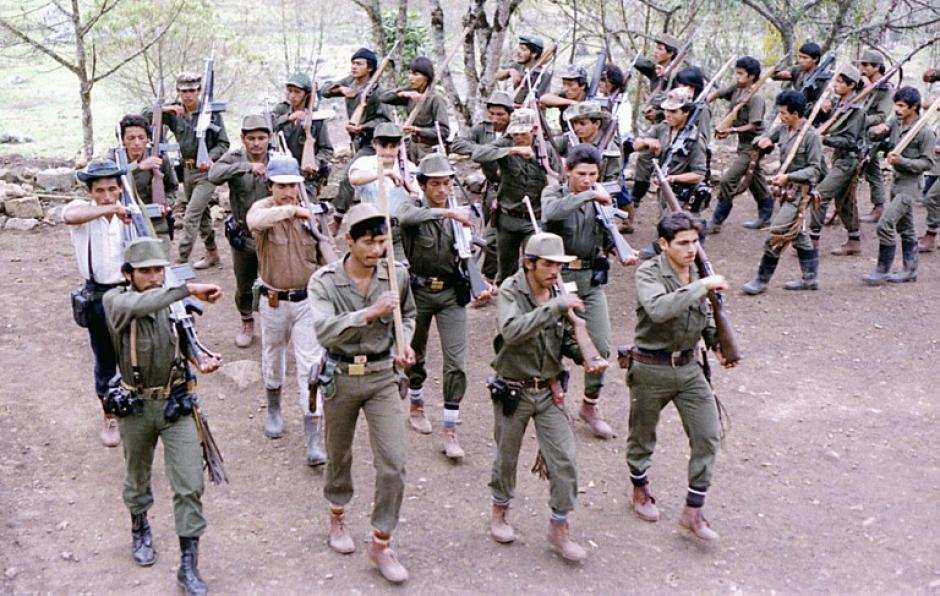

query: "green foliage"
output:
381 10 430 85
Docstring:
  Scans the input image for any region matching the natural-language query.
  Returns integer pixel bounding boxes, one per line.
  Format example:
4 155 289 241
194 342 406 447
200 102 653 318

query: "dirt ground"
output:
2 182 940 594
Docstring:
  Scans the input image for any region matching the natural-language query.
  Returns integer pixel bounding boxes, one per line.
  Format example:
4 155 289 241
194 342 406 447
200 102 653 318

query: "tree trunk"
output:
430 0 470 125
80 80 95 160
71 0 94 159
394 0 408 81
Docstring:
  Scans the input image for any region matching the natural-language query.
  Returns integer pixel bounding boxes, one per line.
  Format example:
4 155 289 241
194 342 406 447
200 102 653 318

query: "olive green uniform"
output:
776 64 829 116
208 148 269 315
923 137 940 235
308 257 416 534
509 63 552 105
542 184 613 398
272 101 335 199
489 268 582 514
323 77 393 214
378 87 450 161
626 253 720 502
472 138 551 282
860 81 894 209
873 118 936 246
452 122 503 279
104 283 206 538
652 122 709 213
554 132 622 183
148 104 230 261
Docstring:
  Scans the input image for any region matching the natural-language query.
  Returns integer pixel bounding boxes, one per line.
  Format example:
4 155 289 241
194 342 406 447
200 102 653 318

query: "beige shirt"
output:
65 199 125 284
247 197 320 291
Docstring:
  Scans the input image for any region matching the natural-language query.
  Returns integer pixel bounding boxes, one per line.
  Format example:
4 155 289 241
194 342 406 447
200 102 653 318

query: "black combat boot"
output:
741 254 779 295
743 198 774 229
131 512 156 566
886 239 918 283
784 248 819 290
862 243 896 286
177 537 208 596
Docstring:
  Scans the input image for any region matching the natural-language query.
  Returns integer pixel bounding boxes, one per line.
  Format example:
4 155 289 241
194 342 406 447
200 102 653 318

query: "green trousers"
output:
924 177 940 233
495 212 534 284
863 153 885 208
118 399 206 538
407 286 467 406
764 198 813 257
563 269 610 397
489 389 578 513
334 146 375 215
323 368 406 534
626 360 720 489
810 155 859 237
178 168 217 260
231 245 258 316
876 185 916 245
714 150 769 212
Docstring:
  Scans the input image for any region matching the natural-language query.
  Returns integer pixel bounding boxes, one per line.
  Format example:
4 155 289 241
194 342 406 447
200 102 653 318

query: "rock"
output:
4 567 17 579
0 216 7 229
4 196 43 219
4 218 40 231
22 167 38 181
218 360 262 389
210 205 226 222
36 167 77 191
45 205 66 224
1 182 29 199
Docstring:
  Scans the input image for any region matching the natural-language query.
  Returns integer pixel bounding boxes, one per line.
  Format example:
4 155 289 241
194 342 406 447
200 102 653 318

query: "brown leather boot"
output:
632 485 660 522
490 504 515 544
328 507 355 554
830 239 861 256
368 532 408 584
193 248 220 270
235 317 254 348
859 205 883 223
678 506 719 542
547 520 587 562
100 413 120 448
441 428 464 461
408 402 432 434
918 233 936 253
578 400 615 439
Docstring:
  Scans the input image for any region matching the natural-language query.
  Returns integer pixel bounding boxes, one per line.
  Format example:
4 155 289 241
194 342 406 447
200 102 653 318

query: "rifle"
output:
715 53 791 133
195 56 226 169
403 31 468 130
262 98 278 155
511 38 561 103
777 80 835 177
888 96 940 157
593 185 636 262
301 82 319 173
275 131 337 257
522 195 605 365
645 27 698 105
800 40 845 99
375 154 407 361
587 49 607 100
349 38 402 127
651 160 740 365
148 91 178 240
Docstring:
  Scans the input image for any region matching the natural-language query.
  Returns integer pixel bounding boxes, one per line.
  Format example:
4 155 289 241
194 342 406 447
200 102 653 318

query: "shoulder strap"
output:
87 232 95 282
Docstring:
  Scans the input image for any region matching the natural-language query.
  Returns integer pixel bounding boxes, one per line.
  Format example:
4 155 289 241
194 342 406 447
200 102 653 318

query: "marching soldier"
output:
103 237 223 595
379 56 450 162
539 64 590 131
495 34 552 106
208 115 272 348
472 108 554 282
709 56 772 233
772 42 830 115
399 154 494 458
625 212 732 543
863 87 937 285
247 155 329 465
149 71 230 269
542 144 637 439
308 203 417 584
323 47 393 216
488 232 606 562
742 91 825 294
856 50 895 224
917 134 940 252
65 160 133 447
272 72 335 199
553 102 621 183
808 64 867 255
451 90 514 280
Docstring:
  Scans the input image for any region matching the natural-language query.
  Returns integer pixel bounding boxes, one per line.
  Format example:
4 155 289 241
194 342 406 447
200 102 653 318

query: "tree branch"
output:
92 2 182 83
0 16 78 73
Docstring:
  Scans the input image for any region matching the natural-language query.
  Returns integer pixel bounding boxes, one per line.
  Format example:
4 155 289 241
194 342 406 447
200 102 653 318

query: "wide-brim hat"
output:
76 159 125 183
524 232 576 263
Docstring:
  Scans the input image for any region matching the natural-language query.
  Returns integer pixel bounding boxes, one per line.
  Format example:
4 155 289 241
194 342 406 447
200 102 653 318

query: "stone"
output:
36 167 77 191
210 205 226 221
1 182 29 199
4 196 43 219
45 205 66 224
218 360 262 390
4 218 40 231
0 132 33 144
0 216 7 229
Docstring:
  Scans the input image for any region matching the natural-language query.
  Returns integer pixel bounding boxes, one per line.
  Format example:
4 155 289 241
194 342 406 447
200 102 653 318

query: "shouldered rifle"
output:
301 82 320 174
587 49 607 101
350 38 402 127
512 37 561 102
802 40 845 96
593 185 636 262
275 131 337 258
149 91 178 239
777 80 835 177
646 27 698 103
889 96 940 157
448 192 488 299
263 98 278 155
403 28 469 129
195 56 226 169
521 195 604 364
375 154 407 361
651 161 741 365
715 53 790 133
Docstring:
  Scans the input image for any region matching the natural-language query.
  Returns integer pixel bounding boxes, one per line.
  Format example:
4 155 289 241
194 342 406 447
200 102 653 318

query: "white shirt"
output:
348 154 417 216
65 198 125 284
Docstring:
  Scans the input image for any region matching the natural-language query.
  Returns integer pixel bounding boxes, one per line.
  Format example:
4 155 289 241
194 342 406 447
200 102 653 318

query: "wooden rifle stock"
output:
350 39 401 126
403 28 468 129
776 80 835 178
715 53 790 133
301 83 319 173
276 131 335 256
889 96 940 157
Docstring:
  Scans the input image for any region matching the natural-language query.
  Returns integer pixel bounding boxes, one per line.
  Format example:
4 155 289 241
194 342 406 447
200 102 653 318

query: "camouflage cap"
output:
518 34 545 53
344 202 385 230
485 90 514 110
524 232 576 264
76 159 126 184
559 64 588 81
241 114 271 133
856 49 884 66
124 237 170 269
176 71 201 90
507 108 537 134
654 33 680 51
660 87 694 111
286 72 312 91
836 63 861 83
373 122 404 141
566 101 609 122
418 153 453 177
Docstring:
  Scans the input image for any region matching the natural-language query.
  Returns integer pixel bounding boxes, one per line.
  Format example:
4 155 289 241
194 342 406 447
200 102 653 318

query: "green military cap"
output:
373 122 404 141
418 153 453 177
176 71 201 91
124 237 170 268
485 90 514 110
660 87 694 111
524 232 576 264
241 114 271 133
559 64 588 81
654 33 680 50
286 72 312 91
835 63 861 83
856 49 884 66
76 159 126 184
566 101 609 122
507 108 537 134
344 202 385 229
518 34 545 53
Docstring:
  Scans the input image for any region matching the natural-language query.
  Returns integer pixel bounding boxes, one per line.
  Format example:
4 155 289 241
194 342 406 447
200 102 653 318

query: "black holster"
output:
487 377 522 417
224 215 247 251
